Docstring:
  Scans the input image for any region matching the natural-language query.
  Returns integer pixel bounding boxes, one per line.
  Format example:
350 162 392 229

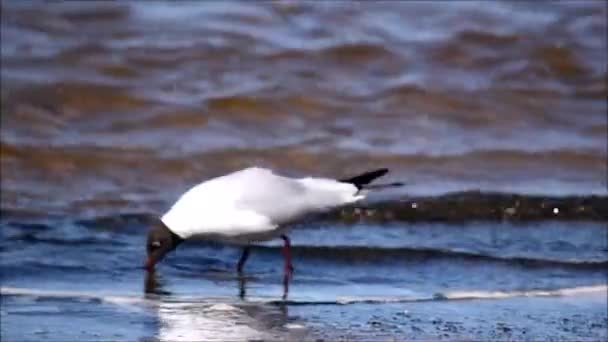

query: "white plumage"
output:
161 167 363 242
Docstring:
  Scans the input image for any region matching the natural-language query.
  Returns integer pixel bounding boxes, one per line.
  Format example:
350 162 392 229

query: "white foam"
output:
443 285 608 301
206 303 239 312
309 285 607 304
2 284 606 307
284 323 305 329
0 287 149 307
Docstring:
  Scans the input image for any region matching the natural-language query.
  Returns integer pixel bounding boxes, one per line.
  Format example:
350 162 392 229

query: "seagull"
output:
145 167 401 292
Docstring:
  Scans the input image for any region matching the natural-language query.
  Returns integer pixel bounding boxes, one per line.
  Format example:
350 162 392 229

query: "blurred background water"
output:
1 1 607 341
2 1 607 217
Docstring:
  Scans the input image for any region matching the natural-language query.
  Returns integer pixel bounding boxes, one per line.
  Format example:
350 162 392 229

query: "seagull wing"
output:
162 167 362 239
235 168 361 226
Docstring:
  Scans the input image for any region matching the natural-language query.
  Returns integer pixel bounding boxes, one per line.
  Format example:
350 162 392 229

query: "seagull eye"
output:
151 241 161 249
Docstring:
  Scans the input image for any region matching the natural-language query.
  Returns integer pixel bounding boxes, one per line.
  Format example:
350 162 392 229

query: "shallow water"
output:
1 218 607 340
1 1 607 341
2 286 607 341
2 220 607 295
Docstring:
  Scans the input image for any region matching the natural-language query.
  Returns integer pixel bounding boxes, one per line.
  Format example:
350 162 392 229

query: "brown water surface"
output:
2 1 606 216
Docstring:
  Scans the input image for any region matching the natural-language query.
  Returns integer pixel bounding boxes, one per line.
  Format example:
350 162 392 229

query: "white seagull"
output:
145 167 401 287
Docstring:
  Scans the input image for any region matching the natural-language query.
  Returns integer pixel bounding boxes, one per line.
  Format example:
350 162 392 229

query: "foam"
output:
2 284 606 306
443 285 607 301
0 287 149 306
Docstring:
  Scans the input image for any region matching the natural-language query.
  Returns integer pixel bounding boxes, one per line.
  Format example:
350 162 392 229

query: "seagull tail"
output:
340 168 403 190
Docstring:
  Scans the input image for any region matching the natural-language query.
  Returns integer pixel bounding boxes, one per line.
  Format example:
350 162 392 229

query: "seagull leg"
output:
282 274 290 300
238 273 247 299
281 235 294 279
237 247 251 273
281 235 294 300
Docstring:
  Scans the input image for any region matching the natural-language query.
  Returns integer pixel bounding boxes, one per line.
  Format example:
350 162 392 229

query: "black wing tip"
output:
371 168 389 175
340 168 391 188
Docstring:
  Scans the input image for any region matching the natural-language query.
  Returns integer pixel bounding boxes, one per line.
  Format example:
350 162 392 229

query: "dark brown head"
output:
145 221 183 271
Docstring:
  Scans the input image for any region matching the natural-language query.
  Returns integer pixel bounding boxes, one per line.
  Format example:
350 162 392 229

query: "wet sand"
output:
2 285 606 341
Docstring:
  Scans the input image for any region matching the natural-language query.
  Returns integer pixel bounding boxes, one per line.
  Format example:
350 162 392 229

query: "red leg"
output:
281 235 294 279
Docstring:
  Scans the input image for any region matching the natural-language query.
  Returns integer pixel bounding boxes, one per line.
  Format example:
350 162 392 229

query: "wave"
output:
3 133 605 159
272 285 608 306
245 245 608 270
1 191 606 225
3 216 605 270
0 287 148 306
9 234 603 271
4 232 122 247
436 285 608 302
347 191 608 222
2 285 605 306
266 42 397 64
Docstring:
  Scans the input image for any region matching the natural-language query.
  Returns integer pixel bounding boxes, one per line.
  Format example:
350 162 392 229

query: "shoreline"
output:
2 285 606 341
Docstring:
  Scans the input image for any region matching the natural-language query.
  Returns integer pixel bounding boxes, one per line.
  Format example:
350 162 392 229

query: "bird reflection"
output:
237 271 290 301
143 271 296 341
238 272 247 299
282 273 290 300
144 270 172 296
145 270 290 301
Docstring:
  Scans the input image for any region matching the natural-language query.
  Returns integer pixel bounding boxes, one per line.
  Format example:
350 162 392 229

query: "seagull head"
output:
145 221 183 271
